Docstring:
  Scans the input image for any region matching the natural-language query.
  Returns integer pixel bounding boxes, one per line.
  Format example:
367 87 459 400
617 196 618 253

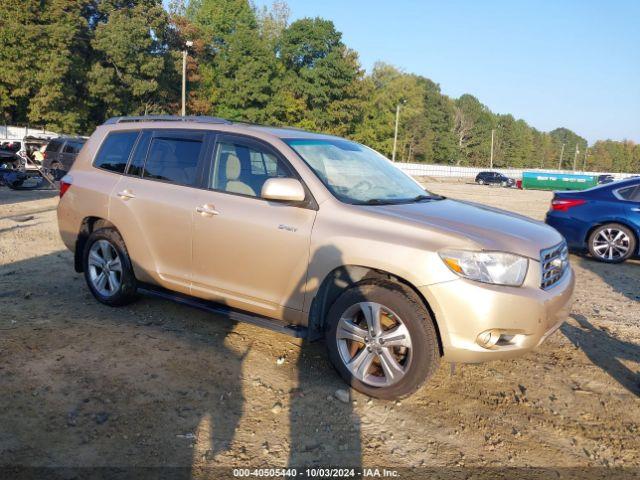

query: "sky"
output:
246 0 640 144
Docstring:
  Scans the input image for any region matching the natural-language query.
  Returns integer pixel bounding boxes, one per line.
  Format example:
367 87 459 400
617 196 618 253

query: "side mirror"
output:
261 178 306 202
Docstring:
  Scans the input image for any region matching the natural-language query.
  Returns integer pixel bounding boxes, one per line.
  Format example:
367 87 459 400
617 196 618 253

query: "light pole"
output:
181 40 193 117
558 143 565 170
391 100 405 162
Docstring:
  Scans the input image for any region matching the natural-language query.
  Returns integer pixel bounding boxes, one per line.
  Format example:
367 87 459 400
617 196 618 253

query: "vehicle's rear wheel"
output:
326 280 440 399
478 179 485 185
588 223 636 263
83 228 138 306
50 161 65 181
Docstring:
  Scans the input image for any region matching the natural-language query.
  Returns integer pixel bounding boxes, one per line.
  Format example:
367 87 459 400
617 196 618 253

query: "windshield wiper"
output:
410 194 445 202
362 198 397 205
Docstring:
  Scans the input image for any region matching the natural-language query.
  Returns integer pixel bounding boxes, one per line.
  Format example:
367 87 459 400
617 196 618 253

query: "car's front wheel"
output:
588 223 636 263
83 228 139 306
326 280 440 399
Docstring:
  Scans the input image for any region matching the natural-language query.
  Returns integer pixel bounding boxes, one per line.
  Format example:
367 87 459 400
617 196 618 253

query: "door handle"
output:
196 204 219 216
117 190 135 200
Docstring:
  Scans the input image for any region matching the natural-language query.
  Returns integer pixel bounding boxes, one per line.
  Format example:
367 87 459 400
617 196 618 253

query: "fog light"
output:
476 330 501 348
476 330 517 349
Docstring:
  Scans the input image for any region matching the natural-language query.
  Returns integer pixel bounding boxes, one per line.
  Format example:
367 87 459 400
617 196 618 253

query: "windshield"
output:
285 138 435 204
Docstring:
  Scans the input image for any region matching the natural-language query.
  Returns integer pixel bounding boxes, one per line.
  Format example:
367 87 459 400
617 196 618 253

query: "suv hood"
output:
371 199 563 260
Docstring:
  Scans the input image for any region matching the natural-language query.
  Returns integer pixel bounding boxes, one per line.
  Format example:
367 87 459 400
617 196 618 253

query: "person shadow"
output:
287 245 362 469
561 313 640 397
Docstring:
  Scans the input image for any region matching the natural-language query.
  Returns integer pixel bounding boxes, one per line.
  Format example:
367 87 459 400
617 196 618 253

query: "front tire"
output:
326 280 440 399
587 223 636 263
83 228 138 306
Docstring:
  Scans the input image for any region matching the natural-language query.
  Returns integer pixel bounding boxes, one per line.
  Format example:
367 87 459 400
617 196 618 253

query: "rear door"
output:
190 134 317 323
110 129 208 294
618 185 640 250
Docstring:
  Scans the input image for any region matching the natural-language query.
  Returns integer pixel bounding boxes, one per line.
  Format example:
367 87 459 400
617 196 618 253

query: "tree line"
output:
1 0 638 173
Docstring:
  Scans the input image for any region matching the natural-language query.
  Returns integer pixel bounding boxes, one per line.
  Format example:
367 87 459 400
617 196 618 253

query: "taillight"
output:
59 175 73 198
551 198 586 212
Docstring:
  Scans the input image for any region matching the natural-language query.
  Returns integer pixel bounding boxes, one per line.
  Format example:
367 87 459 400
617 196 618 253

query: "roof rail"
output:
103 115 232 125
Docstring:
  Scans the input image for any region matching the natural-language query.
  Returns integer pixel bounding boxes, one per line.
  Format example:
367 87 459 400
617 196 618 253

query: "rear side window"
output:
46 140 63 152
94 131 139 173
617 185 640 201
142 135 203 186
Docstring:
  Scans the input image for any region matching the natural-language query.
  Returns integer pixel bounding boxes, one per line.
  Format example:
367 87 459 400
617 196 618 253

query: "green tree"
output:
28 0 92 132
87 0 176 122
272 17 367 135
0 0 42 124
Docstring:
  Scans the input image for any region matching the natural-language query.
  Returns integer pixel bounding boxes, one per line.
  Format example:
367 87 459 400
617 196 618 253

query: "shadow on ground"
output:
577 256 640 304
561 313 640 397
0 249 362 473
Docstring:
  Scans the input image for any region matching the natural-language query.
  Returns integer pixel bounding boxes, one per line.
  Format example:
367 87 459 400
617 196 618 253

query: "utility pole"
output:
489 129 495 169
572 143 579 171
583 148 588 171
558 143 565 170
392 103 401 162
181 41 193 117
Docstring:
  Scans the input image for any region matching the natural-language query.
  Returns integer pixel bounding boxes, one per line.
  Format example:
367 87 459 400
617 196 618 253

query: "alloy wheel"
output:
592 227 630 261
88 240 123 297
336 302 413 387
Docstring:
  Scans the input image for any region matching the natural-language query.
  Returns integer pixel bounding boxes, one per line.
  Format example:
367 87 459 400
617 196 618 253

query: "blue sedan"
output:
545 177 640 263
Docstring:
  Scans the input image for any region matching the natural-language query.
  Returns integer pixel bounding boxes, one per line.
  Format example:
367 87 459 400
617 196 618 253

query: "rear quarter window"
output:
93 131 139 174
617 185 640 201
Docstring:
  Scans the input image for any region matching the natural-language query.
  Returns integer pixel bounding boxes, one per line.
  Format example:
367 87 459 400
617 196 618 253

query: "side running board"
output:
137 284 310 339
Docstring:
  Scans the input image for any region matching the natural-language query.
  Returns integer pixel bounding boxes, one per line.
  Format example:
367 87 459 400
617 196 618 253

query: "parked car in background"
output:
42 136 87 178
597 174 615 184
57 115 574 399
475 171 516 187
545 178 640 263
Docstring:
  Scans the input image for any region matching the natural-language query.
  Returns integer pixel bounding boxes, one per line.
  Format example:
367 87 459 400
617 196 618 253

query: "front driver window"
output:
209 141 292 198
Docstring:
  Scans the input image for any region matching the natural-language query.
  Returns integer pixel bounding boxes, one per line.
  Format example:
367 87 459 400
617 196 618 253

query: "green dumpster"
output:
521 171 598 191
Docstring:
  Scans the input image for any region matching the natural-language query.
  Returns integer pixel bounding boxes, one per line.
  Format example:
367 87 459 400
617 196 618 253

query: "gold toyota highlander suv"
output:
57 116 575 399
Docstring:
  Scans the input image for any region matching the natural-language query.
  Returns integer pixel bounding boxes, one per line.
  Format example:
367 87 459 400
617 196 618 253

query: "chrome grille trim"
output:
540 241 569 290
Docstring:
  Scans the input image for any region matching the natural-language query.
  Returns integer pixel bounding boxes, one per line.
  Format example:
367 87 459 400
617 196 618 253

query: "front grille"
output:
540 241 569 289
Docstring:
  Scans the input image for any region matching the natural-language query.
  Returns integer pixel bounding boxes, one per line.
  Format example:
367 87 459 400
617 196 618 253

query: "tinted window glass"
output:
209 141 292 197
143 136 202 186
127 131 151 177
46 140 63 152
618 185 640 201
94 132 139 173
63 142 75 153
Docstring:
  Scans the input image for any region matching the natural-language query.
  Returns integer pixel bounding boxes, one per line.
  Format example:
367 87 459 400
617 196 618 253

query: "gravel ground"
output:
0 182 638 478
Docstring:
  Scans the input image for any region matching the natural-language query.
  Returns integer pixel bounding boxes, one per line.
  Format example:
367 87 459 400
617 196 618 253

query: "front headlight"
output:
439 250 529 286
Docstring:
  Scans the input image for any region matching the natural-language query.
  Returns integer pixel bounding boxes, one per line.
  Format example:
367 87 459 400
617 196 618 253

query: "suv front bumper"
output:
419 267 575 363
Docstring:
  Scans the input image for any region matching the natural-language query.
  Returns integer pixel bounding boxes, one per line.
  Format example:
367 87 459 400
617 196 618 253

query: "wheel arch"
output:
74 216 118 272
585 219 639 255
308 265 444 356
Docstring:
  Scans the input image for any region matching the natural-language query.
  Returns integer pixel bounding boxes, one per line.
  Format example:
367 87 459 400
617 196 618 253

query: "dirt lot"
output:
1 182 638 478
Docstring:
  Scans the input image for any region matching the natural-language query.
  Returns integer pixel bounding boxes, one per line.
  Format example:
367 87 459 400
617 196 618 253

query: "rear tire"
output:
587 223 636 263
325 280 440 399
83 228 138 306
